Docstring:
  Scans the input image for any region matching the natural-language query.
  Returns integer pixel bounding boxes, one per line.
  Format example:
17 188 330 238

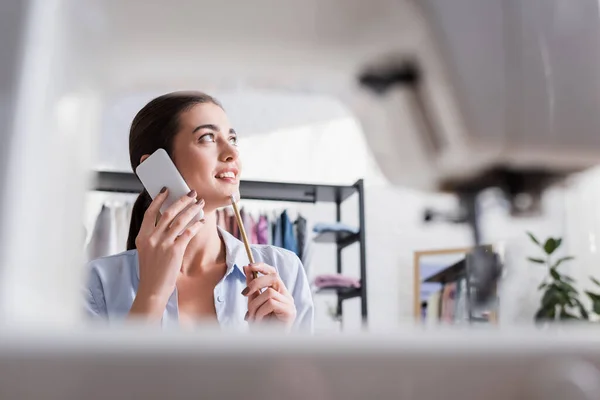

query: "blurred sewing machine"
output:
2 0 600 399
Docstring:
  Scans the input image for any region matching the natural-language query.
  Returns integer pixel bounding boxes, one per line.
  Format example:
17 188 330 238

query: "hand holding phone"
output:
129 149 207 320
135 148 204 230
129 189 205 320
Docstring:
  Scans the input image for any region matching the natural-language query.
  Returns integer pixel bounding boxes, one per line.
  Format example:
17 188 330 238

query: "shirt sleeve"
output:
84 265 107 319
287 254 315 333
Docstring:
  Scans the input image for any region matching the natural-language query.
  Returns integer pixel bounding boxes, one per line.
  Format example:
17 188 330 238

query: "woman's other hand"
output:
129 188 204 321
242 263 297 329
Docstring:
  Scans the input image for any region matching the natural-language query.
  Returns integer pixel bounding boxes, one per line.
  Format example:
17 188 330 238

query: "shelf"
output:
423 258 466 284
316 286 362 301
93 171 358 203
313 230 360 248
240 180 357 203
93 171 143 193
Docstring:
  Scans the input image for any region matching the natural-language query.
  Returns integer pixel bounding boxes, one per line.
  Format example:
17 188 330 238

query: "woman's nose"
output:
220 142 238 162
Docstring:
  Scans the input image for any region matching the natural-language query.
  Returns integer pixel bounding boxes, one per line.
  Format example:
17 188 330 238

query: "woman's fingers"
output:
247 288 288 319
243 265 260 302
164 198 205 241
139 187 169 234
254 297 291 322
173 219 204 251
243 263 290 295
246 262 277 276
155 190 198 232
241 274 280 297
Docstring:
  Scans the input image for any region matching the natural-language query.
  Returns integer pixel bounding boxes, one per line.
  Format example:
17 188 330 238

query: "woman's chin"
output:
218 188 241 204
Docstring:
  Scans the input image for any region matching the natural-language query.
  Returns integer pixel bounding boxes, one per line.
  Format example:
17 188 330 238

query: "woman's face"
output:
170 102 241 210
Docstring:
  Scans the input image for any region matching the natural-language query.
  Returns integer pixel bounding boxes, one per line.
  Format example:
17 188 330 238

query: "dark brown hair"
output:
126 91 222 250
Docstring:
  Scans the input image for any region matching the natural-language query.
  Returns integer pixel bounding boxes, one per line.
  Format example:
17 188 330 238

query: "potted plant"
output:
527 232 600 322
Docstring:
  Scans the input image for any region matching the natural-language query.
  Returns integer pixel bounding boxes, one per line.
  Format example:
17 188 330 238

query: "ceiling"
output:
70 0 422 95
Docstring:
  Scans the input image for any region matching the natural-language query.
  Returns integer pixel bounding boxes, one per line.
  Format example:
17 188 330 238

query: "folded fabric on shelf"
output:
313 222 359 234
313 274 361 289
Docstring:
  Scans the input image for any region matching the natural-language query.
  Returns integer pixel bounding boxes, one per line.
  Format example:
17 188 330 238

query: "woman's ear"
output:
140 154 150 164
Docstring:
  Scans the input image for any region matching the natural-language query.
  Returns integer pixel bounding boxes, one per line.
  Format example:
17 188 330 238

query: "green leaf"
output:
548 284 573 305
585 291 600 301
559 308 579 320
550 269 561 281
592 299 600 315
542 288 561 307
555 238 563 250
591 276 600 287
535 305 556 321
563 275 575 283
527 257 546 264
558 292 571 306
527 232 541 246
528 257 546 264
544 238 560 255
552 256 575 269
538 282 548 290
575 299 589 320
557 281 578 294
586 292 600 314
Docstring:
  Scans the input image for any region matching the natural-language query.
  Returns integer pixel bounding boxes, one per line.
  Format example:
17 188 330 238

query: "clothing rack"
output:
92 171 368 325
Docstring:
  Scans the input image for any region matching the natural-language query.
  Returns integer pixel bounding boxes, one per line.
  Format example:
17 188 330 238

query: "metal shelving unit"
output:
92 171 368 324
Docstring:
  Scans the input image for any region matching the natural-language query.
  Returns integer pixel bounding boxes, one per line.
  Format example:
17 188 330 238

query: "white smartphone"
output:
135 148 204 230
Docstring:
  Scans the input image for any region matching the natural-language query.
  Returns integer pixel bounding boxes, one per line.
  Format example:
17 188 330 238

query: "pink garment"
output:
314 274 361 289
249 215 258 244
257 215 269 244
241 208 255 243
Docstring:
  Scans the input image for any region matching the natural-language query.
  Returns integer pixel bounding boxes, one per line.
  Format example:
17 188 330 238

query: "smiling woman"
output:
84 91 314 332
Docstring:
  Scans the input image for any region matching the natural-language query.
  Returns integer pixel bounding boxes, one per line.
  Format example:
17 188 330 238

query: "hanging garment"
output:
295 214 307 259
86 204 118 261
240 208 254 243
281 210 297 254
273 213 283 247
125 201 132 231
115 202 131 253
313 274 360 289
249 214 258 244
256 215 270 244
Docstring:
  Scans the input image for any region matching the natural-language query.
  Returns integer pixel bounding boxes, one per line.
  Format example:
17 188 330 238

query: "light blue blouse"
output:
84 227 314 332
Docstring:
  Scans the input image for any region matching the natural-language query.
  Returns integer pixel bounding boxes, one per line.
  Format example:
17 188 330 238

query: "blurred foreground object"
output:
1 327 600 400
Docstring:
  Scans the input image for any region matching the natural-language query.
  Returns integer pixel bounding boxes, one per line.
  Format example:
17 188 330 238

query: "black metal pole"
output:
335 188 343 323
357 179 368 323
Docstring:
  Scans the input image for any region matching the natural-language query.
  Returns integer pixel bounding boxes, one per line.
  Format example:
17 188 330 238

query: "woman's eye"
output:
229 136 238 146
198 133 215 143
